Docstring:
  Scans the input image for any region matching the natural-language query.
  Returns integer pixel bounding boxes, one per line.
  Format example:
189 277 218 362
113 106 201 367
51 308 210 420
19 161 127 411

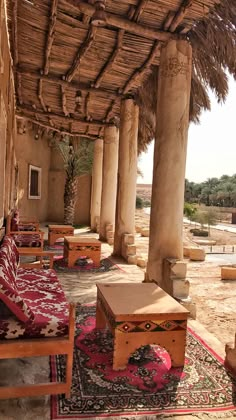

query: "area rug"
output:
51 305 236 419
53 257 122 273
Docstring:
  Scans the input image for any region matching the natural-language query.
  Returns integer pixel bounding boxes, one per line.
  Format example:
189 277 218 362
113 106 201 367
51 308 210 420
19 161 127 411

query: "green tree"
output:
57 137 94 225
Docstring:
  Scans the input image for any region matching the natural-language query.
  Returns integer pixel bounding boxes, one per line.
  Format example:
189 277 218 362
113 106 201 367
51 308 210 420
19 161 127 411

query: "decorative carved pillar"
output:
146 39 192 294
90 138 103 231
99 126 119 241
113 98 139 256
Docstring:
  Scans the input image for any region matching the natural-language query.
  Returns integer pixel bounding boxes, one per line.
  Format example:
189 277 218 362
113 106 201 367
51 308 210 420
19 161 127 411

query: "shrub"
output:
136 196 144 209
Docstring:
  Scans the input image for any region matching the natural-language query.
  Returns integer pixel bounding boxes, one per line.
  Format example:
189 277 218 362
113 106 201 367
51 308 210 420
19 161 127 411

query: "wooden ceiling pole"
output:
61 86 70 116
38 79 47 112
67 0 176 41
17 105 113 127
93 30 124 89
85 92 91 121
44 0 58 75
16 73 23 105
133 0 149 22
16 68 120 98
121 41 160 95
64 26 97 82
104 99 117 123
164 0 193 32
12 0 18 65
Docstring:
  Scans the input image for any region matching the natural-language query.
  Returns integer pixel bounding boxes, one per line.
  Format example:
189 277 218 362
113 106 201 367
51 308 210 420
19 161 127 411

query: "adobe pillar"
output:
113 98 139 256
146 40 192 293
90 138 103 231
99 126 119 241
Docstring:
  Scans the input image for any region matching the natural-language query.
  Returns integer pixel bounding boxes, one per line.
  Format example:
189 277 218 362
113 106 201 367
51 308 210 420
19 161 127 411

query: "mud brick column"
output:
90 138 103 232
145 40 192 294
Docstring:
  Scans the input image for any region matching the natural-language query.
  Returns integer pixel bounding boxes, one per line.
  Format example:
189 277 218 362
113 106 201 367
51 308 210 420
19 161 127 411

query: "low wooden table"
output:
48 224 74 246
64 236 101 268
96 283 189 370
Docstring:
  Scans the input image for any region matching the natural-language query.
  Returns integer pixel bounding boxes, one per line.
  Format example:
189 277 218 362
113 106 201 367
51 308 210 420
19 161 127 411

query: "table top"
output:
64 236 101 244
48 224 74 229
97 283 189 321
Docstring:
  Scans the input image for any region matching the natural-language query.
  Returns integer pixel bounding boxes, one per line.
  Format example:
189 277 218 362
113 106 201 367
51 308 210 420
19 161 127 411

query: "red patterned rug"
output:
51 305 236 419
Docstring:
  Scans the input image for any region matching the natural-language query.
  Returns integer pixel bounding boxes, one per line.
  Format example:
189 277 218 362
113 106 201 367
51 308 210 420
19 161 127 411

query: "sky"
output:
137 75 236 185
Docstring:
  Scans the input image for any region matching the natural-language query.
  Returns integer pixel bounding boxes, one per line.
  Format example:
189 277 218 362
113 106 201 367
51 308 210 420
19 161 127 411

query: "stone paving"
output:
0 229 235 420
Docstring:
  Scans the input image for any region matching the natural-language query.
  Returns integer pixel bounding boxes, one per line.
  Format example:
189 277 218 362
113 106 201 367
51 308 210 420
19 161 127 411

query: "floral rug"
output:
51 305 236 419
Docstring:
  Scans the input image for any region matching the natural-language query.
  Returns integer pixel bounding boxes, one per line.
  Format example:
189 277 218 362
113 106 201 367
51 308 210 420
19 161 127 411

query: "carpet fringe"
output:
54 412 236 420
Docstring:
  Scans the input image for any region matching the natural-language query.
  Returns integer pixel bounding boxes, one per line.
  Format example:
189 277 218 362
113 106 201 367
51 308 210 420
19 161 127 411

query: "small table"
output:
48 224 74 246
96 283 189 370
64 236 101 268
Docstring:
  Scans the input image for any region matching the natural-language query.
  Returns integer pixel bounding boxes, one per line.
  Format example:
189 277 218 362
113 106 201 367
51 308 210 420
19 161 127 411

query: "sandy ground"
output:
135 209 236 346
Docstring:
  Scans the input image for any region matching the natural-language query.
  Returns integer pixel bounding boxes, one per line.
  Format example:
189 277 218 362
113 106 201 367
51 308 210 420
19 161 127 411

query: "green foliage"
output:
136 196 144 209
184 202 197 219
185 175 236 208
190 228 208 237
57 137 94 180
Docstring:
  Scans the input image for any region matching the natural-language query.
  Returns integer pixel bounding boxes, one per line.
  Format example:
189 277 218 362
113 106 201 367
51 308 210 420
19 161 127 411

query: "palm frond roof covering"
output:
6 0 236 151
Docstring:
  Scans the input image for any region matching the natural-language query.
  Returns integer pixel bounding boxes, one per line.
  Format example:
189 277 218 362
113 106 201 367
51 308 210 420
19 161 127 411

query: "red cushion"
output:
12 233 42 248
0 237 34 322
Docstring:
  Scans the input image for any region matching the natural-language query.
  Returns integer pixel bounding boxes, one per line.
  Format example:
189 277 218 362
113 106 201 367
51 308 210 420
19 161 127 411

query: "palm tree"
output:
57 137 94 225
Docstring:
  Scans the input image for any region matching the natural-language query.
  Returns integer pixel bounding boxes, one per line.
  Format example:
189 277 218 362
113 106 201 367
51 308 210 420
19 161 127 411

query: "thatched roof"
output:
6 0 235 151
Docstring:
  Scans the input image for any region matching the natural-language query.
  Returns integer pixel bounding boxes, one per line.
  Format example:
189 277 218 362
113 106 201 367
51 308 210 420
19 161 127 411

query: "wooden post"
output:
113 98 139 256
145 39 192 293
90 138 103 231
99 126 119 241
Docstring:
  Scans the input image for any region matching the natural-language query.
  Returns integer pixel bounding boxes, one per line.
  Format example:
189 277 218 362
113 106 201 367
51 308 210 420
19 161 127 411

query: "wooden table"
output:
96 283 189 370
64 236 101 268
48 224 74 246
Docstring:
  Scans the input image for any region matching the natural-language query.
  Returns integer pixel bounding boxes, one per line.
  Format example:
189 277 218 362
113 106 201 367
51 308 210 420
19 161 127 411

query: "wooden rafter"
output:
98 127 104 138
17 105 114 128
67 0 177 41
61 86 69 116
104 99 117 123
16 116 101 140
16 73 23 105
93 30 124 89
44 0 58 75
121 41 160 95
16 68 120 99
133 0 148 22
65 26 97 82
12 0 18 65
38 79 47 112
85 92 91 121
163 12 176 31
166 0 193 32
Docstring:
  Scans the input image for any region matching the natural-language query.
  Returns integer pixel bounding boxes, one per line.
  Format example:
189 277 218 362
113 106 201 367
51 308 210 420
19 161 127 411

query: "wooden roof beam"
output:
38 79 47 112
43 0 58 75
16 68 119 99
16 73 23 105
166 0 193 33
61 85 70 116
67 0 177 41
65 26 97 82
121 41 160 95
93 30 124 89
133 0 148 23
12 0 18 65
16 116 101 140
17 105 114 127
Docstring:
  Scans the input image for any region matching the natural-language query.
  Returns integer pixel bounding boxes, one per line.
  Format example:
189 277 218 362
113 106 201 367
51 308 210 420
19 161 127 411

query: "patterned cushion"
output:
0 268 69 339
12 233 42 248
0 236 34 322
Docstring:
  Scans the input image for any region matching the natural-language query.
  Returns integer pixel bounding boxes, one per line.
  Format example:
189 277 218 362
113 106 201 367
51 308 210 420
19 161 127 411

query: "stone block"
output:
137 257 147 268
189 247 205 261
126 244 136 256
105 223 113 233
127 255 137 265
123 234 135 245
107 238 114 246
140 228 150 237
183 246 191 257
164 258 187 280
225 335 236 373
221 266 236 280
173 278 190 299
106 230 114 239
